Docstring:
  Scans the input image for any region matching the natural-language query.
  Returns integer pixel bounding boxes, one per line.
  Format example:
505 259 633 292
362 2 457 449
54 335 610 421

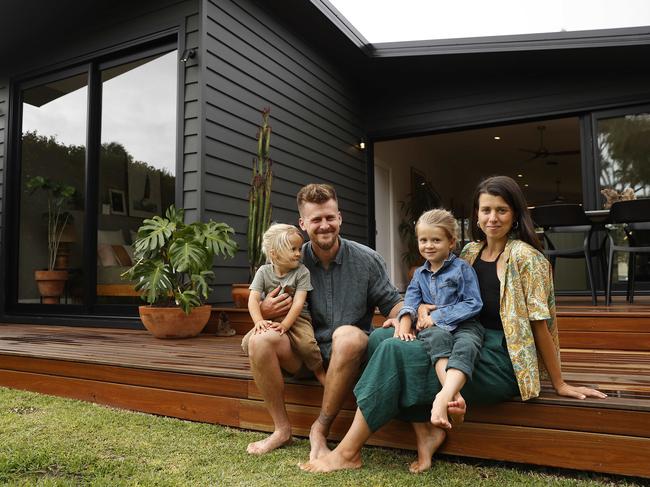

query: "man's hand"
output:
417 304 436 329
259 286 292 320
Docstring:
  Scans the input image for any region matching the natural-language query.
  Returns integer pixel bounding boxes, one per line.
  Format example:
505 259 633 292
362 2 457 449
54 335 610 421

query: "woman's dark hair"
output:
470 175 543 252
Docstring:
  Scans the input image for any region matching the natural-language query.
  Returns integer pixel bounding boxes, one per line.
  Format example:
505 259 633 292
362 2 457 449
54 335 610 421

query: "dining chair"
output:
606 199 650 305
530 204 603 305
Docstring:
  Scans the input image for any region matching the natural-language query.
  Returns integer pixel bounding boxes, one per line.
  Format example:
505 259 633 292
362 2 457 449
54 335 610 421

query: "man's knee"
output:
332 325 368 357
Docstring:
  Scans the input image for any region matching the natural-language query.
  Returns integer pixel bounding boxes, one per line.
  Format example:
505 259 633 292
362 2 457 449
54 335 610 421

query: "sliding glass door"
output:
8 40 178 316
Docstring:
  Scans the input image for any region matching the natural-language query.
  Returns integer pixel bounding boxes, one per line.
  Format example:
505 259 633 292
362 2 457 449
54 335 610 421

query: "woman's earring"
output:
512 220 519 232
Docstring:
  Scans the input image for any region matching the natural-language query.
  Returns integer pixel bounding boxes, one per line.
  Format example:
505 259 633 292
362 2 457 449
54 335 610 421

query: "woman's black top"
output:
472 246 504 331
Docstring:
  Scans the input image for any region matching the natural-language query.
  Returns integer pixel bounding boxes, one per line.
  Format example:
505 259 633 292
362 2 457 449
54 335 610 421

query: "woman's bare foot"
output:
309 420 331 461
409 422 447 473
246 430 293 454
299 448 362 473
430 393 452 430
448 393 466 425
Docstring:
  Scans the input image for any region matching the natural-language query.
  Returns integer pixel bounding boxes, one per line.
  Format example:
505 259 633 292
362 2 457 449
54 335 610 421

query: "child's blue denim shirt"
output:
397 253 483 332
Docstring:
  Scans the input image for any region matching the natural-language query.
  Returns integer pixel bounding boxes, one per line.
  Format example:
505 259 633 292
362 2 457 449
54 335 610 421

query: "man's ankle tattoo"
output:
317 412 335 428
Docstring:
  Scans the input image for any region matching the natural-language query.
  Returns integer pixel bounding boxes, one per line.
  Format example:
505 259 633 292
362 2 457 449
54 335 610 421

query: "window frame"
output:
3 37 180 319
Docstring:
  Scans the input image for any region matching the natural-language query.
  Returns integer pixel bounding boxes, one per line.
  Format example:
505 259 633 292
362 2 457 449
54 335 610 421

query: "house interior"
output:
374 116 594 292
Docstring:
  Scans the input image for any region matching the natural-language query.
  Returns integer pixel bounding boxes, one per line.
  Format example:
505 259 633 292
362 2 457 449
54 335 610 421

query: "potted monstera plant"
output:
26 176 77 304
124 205 237 338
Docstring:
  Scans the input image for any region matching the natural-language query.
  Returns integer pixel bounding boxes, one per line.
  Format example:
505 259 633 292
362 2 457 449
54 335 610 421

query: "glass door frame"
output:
4 39 178 319
590 103 650 295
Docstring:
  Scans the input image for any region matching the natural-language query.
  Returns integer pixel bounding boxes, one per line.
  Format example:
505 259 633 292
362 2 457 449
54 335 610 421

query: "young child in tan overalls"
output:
241 223 325 384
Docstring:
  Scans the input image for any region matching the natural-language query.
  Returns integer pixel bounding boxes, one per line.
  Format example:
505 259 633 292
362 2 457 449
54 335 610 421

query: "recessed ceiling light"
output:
517 174 523 178
524 184 529 187
494 136 501 140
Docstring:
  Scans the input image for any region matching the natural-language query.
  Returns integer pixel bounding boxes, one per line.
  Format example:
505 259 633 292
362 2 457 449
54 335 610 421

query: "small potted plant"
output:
232 107 273 307
124 205 238 338
26 176 77 304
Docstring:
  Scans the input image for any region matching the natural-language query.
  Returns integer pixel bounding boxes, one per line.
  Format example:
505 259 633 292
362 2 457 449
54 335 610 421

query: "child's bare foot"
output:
430 393 452 430
246 430 293 454
448 393 466 425
299 449 362 473
409 422 447 473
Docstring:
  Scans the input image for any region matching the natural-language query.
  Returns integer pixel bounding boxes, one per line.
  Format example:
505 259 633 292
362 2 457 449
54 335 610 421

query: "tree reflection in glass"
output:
598 113 650 199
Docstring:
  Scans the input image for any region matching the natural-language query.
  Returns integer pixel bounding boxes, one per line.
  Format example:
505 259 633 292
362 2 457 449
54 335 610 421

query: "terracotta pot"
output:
138 305 211 339
34 270 69 304
231 283 251 308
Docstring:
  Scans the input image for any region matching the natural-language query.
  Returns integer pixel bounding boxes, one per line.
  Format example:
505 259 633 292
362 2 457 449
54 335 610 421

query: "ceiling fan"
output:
519 125 580 161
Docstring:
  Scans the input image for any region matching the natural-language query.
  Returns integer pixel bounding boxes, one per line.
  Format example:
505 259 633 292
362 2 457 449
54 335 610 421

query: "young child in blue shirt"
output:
396 208 484 430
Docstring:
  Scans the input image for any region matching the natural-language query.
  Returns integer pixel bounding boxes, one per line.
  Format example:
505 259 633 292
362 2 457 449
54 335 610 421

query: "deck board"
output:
1 301 650 479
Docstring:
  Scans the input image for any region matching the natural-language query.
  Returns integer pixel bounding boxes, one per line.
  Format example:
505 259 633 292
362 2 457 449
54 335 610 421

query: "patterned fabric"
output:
460 239 561 400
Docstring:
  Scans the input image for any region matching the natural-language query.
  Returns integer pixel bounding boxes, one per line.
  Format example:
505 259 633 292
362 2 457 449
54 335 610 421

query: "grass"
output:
0 387 645 487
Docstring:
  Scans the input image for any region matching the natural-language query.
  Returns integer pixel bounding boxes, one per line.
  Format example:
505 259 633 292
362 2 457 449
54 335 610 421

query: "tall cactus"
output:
247 107 273 280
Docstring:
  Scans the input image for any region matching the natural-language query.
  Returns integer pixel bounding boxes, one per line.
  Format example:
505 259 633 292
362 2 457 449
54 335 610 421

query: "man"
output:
246 183 402 460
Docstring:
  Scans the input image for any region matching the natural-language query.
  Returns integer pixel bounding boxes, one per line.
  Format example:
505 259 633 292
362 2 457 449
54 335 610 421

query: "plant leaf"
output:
175 290 201 315
127 259 174 304
134 215 175 255
202 221 238 258
169 239 208 273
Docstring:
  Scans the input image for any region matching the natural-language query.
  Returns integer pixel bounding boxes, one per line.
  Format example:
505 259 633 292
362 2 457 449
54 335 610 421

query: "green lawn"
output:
0 387 643 486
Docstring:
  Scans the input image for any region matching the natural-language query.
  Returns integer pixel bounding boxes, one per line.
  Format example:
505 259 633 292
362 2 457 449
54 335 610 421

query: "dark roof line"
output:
307 4 650 59
369 25 650 57
310 0 371 52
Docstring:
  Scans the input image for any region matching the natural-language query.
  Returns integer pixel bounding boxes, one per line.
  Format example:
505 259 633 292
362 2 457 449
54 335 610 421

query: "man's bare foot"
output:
448 393 466 425
299 449 362 473
246 430 293 455
309 420 331 461
430 393 452 430
409 422 446 473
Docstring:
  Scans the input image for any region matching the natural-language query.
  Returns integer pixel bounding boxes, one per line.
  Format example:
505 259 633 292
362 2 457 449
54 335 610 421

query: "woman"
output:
300 175 607 474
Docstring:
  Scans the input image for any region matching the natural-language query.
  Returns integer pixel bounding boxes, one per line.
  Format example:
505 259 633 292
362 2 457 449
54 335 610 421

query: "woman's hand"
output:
382 317 399 328
253 320 271 334
395 325 416 341
555 381 608 400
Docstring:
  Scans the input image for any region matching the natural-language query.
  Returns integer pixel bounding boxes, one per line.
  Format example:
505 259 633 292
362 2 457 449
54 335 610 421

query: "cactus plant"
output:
247 107 273 280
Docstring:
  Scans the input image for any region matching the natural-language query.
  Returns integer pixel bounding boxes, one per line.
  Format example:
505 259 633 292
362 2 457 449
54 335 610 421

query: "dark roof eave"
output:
363 25 650 58
310 0 371 53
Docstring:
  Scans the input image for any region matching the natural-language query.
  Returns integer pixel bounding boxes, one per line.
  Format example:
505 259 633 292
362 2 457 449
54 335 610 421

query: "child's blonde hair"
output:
262 223 304 267
416 209 459 242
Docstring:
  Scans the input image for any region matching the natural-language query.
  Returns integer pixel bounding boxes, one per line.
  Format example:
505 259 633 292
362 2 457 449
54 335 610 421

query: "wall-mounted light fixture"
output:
357 138 366 151
180 48 196 63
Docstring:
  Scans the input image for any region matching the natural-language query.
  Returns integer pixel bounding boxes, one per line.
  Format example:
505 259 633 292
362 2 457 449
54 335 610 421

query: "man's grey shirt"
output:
302 238 402 346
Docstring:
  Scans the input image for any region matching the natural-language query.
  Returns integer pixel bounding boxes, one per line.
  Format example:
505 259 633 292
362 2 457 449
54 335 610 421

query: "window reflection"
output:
96 50 177 304
598 112 650 289
18 73 87 304
598 113 650 199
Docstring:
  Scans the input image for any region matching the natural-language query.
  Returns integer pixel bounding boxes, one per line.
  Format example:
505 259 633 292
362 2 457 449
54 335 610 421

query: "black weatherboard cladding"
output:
201 0 366 304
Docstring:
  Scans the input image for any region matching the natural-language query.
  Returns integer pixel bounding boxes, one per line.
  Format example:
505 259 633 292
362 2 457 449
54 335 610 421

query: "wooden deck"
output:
1 299 649 478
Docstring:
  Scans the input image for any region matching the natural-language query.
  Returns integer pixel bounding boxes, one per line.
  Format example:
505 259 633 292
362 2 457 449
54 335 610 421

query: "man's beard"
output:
312 232 337 251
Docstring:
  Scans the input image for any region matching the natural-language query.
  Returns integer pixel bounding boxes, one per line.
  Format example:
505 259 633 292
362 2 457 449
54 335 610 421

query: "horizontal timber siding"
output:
183 12 201 223
202 0 366 304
